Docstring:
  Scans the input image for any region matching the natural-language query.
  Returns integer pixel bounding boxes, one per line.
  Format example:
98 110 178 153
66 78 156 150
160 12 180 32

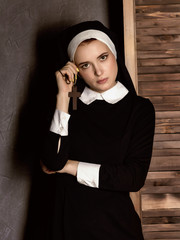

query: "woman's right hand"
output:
55 61 79 94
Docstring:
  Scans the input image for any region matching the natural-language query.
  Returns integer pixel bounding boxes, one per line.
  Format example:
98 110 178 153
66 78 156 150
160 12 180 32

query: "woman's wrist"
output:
56 92 70 113
66 160 79 176
57 160 79 176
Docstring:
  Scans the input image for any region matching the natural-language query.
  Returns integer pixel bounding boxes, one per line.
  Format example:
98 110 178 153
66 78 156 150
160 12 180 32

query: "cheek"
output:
79 70 93 83
108 58 118 76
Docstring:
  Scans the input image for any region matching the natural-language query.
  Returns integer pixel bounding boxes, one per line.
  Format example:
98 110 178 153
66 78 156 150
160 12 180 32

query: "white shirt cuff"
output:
77 162 101 188
49 109 70 136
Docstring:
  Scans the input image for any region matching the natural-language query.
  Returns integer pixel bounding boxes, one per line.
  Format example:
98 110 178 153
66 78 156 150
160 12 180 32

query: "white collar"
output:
79 81 129 105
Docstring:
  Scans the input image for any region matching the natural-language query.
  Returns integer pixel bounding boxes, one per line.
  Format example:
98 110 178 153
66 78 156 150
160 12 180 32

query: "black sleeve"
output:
41 132 69 171
99 99 155 192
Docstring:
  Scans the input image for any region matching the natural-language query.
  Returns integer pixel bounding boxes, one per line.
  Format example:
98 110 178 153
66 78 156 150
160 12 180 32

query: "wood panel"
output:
138 73 180 81
153 149 180 157
137 19 180 28
138 58 180 67
154 134 180 141
138 51 180 60
142 194 180 211
137 35 180 44
144 231 180 239
137 27 180 36
150 156 180 171
136 5 180 14
139 81 180 95
136 12 180 20
136 0 180 5
135 1 180 239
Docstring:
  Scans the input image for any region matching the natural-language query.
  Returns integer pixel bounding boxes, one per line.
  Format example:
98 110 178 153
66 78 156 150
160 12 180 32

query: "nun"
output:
41 20 155 240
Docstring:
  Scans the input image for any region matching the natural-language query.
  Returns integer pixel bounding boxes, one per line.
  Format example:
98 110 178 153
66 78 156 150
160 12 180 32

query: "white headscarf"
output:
67 29 117 61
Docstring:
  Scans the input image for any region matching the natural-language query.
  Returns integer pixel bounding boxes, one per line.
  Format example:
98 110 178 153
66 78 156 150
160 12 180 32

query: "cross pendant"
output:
68 86 81 110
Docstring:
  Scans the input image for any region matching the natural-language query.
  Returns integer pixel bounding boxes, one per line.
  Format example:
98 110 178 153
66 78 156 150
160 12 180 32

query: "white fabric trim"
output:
77 162 101 188
79 81 129 105
67 29 117 61
50 109 70 136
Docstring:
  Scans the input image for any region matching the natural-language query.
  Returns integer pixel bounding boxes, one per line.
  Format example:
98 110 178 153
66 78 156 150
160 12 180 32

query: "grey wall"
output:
0 1 109 239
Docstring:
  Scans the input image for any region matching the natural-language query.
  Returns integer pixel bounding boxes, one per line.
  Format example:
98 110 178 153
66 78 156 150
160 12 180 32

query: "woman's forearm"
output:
56 92 70 113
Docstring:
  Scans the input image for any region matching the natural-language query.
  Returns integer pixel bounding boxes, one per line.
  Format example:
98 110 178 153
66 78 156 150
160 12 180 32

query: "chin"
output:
96 85 110 93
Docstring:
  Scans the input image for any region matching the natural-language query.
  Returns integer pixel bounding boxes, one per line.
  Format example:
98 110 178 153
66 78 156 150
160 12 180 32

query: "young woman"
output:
41 21 155 240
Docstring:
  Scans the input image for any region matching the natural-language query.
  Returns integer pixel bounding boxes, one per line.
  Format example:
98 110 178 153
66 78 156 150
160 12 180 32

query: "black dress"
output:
41 91 155 240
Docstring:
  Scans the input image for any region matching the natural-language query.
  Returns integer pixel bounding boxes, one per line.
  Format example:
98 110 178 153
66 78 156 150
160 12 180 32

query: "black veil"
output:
57 20 137 95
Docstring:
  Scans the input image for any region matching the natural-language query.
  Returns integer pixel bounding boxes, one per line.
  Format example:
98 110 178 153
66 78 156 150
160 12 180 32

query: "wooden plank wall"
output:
135 0 180 239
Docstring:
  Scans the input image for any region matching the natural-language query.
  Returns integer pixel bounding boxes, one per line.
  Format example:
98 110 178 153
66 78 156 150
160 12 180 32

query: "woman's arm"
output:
99 99 155 192
42 98 155 193
53 99 155 193
41 62 79 171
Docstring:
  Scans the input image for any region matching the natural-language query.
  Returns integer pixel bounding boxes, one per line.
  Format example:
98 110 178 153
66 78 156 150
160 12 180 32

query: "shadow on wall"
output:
16 3 124 235
15 22 69 240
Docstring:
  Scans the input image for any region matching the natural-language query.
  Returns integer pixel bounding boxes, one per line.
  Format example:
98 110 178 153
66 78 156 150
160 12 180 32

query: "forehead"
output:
75 40 110 59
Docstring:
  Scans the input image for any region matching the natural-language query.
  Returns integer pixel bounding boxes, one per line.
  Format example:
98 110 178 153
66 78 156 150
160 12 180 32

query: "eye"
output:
100 54 108 61
81 63 90 69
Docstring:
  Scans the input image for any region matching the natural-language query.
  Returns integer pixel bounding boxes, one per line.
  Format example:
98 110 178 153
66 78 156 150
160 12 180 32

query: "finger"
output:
66 62 79 82
67 61 79 73
42 167 56 174
40 160 54 174
60 68 75 83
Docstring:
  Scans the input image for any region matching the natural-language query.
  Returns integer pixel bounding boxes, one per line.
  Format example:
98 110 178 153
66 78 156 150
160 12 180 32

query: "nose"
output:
93 63 103 76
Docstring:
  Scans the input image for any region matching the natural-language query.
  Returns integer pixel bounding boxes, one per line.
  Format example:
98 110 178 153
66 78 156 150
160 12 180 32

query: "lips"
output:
97 78 108 84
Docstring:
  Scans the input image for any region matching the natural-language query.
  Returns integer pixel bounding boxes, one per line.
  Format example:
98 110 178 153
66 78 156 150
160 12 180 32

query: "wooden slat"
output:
137 35 180 44
142 208 180 217
136 5 180 14
150 156 180 171
146 171 180 179
139 81 180 95
138 66 180 74
153 103 180 111
142 194 180 211
138 73 180 81
137 19 180 28
156 111 180 119
143 171 180 193
136 12 180 20
152 149 180 157
153 141 180 149
156 119 180 125
137 42 180 51
143 216 180 224
155 126 180 134
137 27 180 36
138 51 180 60
136 0 180 5
154 134 180 142
142 186 180 194
150 95 180 111
138 58 180 67
149 96 180 104
143 224 180 232
143 231 180 239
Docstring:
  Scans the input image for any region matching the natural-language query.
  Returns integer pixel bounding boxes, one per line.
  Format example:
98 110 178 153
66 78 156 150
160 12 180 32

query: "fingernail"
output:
76 68 79 72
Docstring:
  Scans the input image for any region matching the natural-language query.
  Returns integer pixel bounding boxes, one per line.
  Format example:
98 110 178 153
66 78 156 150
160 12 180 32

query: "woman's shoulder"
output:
134 95 154 111
131 95 155 122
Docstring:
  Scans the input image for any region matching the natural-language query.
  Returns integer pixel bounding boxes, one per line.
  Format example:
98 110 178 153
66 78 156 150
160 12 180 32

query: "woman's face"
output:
74 40 118 93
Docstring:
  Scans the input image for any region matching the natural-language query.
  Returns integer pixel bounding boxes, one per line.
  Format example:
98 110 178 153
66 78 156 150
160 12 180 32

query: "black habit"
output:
40 21 155 240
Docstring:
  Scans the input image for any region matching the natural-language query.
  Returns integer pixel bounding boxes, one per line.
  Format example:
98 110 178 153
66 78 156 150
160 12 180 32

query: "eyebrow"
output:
78 51 109 66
